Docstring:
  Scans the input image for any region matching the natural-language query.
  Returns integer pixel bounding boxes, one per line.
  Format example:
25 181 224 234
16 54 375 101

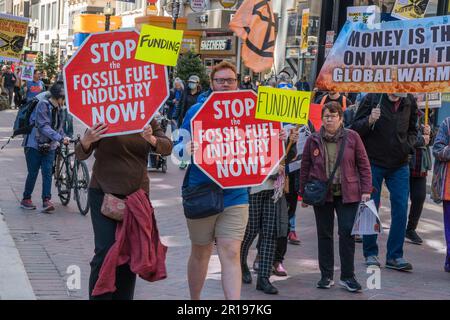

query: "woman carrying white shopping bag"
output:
299 102 372 293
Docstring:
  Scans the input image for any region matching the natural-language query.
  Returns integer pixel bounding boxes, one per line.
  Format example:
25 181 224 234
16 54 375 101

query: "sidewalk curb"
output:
0 208 36 300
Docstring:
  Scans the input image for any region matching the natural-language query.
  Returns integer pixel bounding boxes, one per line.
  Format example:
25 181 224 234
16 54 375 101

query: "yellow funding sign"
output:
135 24 184 67
0 13 30 62
256 87 311 124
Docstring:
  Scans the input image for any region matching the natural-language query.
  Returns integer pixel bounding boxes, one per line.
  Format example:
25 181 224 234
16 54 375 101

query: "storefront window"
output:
297 0 322 84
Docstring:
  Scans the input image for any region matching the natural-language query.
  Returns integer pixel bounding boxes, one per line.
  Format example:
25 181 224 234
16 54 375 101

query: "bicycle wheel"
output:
74 160 90 216
56 160 71 206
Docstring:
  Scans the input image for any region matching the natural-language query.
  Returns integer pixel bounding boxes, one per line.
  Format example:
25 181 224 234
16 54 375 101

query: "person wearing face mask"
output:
177 75 202 128
352 93 418 271
177 75 202 169
20 81 70 213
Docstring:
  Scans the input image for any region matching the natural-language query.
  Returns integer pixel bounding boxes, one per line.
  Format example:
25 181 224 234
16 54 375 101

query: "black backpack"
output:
12 98 40 137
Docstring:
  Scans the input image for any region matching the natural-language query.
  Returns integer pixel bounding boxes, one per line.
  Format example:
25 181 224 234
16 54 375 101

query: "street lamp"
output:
103 1 113 31
171 0 180 30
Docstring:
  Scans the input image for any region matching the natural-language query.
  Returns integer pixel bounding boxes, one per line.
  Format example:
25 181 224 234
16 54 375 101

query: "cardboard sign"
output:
135 24 184 67
255 87 311 125
316 16 450 93
415 92 442 109
64 30 169 137
308 103 323 131
21 63 34 81
0 13 30 62
191 90 285 189
392 0 430 20
300 9 310 54
347 5 380 25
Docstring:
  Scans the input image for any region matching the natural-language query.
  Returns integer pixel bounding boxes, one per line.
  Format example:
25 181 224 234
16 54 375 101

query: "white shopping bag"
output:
351 200 382 236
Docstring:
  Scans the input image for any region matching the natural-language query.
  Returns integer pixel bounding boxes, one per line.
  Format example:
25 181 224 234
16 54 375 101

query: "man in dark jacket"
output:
2 66 17 107
177 75 202 169
294 76 310 91
351 93 418 271
239 75 256 91
177 75 202 128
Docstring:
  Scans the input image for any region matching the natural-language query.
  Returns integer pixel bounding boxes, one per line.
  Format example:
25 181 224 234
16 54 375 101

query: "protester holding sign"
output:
316 16 450 94
68 30 172 300
273 121 316 276
240 160 287 295
299 102 372 292
75 118 172 300
352 93 418 271
240 77 292 295
175 62 250 300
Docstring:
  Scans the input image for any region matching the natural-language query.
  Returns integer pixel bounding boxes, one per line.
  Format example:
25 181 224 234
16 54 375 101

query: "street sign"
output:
64 30 169 137
190 90 285 189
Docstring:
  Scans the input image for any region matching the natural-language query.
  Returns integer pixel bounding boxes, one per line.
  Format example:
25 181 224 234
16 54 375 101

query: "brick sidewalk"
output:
0 109 449 300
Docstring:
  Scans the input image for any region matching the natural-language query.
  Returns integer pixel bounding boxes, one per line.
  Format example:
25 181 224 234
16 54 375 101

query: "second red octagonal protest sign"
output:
191 90 285 189
64 29 169 136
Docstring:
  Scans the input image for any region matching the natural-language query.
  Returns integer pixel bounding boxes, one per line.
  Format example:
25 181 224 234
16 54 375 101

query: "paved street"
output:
0 109 449 300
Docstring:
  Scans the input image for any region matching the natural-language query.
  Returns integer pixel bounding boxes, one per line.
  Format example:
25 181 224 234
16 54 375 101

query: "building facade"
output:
0 0 13 14
66 0 118 57
13 0 31 17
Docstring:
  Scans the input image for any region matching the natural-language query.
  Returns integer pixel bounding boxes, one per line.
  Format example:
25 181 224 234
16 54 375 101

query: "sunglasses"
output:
277 83 293 89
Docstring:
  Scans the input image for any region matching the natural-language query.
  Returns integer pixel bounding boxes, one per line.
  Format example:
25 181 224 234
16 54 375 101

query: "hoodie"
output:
174 90 249 208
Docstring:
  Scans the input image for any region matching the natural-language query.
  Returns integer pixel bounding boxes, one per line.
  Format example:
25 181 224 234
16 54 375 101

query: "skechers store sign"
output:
200 37 235 55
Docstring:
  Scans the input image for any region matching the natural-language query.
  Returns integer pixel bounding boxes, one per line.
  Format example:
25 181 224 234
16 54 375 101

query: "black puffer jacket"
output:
351 93 418 169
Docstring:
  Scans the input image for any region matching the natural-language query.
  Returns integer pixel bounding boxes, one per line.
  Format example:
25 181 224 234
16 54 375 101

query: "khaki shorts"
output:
186 204 249 246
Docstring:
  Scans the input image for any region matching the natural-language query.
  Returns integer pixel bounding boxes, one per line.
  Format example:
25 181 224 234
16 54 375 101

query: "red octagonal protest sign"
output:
64 29 169 136
191 90 285 189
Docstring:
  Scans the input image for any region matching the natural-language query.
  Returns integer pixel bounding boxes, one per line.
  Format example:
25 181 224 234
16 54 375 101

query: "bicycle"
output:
53 137 90 215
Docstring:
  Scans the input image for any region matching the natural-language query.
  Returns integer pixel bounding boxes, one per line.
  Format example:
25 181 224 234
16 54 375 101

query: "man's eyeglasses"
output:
323 114 339 120
213 78 237 84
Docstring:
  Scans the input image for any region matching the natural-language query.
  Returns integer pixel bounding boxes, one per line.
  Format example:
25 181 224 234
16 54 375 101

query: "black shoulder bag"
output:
181 164 224 219
302 131 348 206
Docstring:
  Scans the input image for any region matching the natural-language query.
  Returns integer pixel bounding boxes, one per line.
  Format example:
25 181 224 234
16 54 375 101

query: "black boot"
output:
256 277 278 294
242 264 252 284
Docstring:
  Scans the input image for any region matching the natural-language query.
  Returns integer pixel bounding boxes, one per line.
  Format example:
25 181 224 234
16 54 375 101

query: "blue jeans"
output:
363 164 410 260
23 147 55 202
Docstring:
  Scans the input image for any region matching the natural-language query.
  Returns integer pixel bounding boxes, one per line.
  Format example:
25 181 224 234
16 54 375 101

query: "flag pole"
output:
425 94 429 126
